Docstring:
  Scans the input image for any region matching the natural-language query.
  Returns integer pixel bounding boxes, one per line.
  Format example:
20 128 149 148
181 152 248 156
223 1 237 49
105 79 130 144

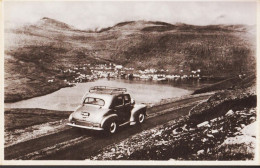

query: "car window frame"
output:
123 94 131 105
112 95 124 108
83 97 105 106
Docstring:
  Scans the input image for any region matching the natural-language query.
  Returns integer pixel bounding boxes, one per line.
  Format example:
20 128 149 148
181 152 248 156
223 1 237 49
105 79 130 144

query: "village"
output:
48 63 201 84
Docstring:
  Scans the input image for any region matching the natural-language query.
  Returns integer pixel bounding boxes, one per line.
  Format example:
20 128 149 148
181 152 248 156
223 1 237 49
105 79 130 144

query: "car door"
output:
112 95 126 124
123 94 132 121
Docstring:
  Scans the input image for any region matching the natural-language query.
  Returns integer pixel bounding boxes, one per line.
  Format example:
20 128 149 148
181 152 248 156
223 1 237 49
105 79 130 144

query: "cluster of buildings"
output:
48 63 201 84
132 68 201 81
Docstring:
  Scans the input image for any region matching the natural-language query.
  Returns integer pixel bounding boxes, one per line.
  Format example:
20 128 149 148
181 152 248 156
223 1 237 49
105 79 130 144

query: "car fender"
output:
130 104 147 122
100 114 118 128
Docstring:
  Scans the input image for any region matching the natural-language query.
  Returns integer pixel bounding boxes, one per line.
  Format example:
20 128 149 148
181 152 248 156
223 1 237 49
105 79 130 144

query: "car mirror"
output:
131 99 135 105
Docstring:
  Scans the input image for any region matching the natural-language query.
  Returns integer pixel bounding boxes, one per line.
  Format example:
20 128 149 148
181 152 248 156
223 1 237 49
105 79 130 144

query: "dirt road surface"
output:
5 94 211 160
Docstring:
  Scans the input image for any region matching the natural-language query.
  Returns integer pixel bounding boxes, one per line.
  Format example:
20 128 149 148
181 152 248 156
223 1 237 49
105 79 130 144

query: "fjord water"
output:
5 79 192 111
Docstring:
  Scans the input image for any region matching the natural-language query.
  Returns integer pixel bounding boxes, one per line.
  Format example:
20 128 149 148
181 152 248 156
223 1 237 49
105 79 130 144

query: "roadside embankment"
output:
92 101 256 160
4 108 72 131
192 74 255 95
4 108 72 147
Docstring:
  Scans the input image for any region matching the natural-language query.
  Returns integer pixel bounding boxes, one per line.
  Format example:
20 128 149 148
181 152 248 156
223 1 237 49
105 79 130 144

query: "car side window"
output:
113 96 124 107
124 95 130 104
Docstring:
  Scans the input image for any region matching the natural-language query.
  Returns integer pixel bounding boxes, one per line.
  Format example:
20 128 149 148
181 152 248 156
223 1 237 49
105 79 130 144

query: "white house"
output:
115 65 123 69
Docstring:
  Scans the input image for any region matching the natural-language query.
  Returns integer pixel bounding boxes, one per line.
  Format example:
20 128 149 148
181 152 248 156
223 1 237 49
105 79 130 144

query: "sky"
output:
4 1 257 30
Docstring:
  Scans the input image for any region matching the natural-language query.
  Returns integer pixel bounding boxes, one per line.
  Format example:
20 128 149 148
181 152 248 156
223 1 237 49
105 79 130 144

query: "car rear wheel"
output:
137 112 145 124
106 120 118 134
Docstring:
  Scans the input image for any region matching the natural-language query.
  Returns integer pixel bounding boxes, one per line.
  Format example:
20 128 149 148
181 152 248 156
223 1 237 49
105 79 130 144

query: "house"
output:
115 65 123 69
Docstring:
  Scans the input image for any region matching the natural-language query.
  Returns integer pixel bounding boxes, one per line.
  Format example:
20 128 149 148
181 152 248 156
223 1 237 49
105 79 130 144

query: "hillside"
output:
4 18 256 102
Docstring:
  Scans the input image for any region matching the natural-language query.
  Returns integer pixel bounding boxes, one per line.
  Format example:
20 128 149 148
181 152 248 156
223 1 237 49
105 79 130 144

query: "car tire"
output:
105 120 118 134
136 112 145 124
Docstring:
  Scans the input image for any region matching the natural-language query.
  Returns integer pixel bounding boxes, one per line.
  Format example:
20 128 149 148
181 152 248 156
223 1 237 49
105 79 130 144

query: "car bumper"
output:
66 123 104 131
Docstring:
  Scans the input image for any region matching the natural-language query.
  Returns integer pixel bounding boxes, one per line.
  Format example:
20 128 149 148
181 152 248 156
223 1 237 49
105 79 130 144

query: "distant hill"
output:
38 17 74 30
4 17 256 102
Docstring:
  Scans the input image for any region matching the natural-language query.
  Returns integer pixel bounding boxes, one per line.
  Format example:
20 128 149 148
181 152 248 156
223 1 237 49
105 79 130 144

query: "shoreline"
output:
4 77 218 104
4 83 74 103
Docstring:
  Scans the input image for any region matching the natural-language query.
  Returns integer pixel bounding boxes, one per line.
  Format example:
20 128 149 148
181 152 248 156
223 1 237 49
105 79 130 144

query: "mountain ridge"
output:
9 17 254 33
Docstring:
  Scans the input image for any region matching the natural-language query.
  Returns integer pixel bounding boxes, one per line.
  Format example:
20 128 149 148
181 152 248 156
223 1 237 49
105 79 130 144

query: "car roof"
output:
88 86 127 95
87 93 116 99
86 92 129 98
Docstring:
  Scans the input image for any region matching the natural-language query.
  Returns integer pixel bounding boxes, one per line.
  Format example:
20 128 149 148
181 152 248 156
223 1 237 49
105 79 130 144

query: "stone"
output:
211 129 218 134
207 134 214 138
249 116 256 121
249 109 255 113
201 138 208 142
111 148 116 152
182 124 188 131
197 121 209 128
225 110 234 116
197 149 204 155
210 118 218 122
172 129 178 135
127 148 131 155
234 132 241 136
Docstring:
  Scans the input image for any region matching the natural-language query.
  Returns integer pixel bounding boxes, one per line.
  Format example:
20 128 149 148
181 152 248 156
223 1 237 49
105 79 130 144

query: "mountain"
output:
4 17 256 102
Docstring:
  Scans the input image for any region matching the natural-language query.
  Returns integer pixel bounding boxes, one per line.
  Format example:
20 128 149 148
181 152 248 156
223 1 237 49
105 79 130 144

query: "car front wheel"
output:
137 113 145 124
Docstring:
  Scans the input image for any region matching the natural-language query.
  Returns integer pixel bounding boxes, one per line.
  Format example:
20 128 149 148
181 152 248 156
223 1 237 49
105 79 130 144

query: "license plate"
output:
82 112 90 117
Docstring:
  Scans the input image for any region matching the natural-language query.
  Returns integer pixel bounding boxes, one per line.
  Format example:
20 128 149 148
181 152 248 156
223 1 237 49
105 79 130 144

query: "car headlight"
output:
68 114 73 122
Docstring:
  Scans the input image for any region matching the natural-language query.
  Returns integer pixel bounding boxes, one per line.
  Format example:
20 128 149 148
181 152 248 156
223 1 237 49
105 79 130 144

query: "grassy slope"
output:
193 74 256 94
4 108 71 131
5 18 256 102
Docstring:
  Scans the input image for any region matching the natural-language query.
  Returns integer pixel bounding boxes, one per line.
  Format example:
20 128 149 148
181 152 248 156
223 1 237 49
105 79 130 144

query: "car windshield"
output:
83 97 105 106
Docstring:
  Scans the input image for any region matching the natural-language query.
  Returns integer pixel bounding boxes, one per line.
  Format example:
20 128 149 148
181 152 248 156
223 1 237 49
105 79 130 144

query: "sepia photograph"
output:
1 0 259 164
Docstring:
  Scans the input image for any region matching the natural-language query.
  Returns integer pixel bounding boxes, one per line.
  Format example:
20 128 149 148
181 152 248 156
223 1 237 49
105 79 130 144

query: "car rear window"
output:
84 97 105 106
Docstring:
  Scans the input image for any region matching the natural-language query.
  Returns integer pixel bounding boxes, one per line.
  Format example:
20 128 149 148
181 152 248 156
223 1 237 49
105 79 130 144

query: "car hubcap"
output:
139 114 144 123
110 122 116 133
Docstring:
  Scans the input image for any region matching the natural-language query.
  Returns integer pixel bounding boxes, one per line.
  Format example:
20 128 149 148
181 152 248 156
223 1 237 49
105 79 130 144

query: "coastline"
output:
4 77 219 104
4 82 73 103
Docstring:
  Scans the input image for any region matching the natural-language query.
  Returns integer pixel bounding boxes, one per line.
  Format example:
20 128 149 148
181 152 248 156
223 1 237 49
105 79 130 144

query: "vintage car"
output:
67 86 147 134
